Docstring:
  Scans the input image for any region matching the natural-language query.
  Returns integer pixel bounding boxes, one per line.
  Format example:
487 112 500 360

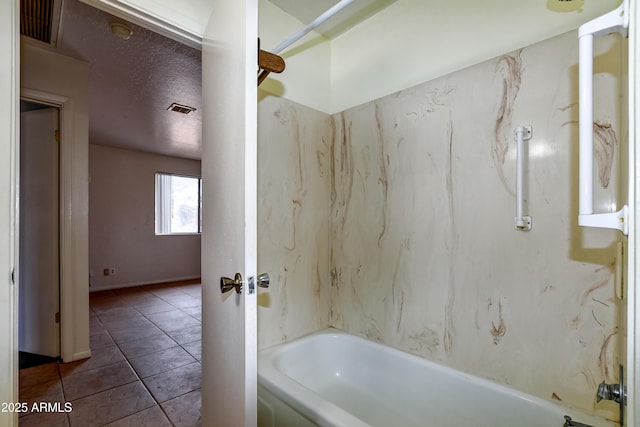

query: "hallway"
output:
18 280 202 426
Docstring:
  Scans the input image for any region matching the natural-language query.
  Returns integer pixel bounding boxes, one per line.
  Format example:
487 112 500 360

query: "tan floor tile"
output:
135 300 175 315
103 406 172 427
90 298 129 313
89 329 115 350
142 362 201 403
122 293 165 307
68 381 155 427
118 333 177 359
102 316 153 332
161 389 201 427
182 341 201 361
18 411 69 427
89 318 107 336
19 378 65 417
20 282 205 426
146 310 200 333
148 288 186 298
181 306 201 320
19 362 59 388
177 284 201 296
161 295 200 309
96 307 143 324
59 346 125 378
165 325 201 345
107 323 165 345
62 361 137 401
129 346 196 378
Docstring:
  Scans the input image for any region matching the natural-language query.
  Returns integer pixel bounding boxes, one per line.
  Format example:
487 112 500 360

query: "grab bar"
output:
515 126 532 231
578 0 629 235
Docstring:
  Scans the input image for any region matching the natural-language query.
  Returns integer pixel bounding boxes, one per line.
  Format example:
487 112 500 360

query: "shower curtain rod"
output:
271 0 355 54
258 0 355 86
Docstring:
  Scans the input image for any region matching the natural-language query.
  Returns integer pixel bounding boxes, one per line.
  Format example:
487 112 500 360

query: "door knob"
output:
257 272 270 288
220 273 243 294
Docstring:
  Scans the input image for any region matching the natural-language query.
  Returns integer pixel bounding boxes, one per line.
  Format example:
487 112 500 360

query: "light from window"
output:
155 173 201 235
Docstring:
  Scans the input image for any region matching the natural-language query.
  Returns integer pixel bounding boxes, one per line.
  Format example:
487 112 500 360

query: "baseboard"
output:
70 350 92 362
89 275 201 292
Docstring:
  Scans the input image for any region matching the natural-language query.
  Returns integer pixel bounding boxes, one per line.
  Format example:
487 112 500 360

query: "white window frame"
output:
155 172 202 235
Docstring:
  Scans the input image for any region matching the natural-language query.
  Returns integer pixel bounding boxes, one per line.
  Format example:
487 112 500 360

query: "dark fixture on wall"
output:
167 103 197 114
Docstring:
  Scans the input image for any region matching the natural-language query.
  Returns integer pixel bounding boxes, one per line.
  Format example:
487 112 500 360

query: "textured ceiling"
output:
56 0 202 160
49 0 385 161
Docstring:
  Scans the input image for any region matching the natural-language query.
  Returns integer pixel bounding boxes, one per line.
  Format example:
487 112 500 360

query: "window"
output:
155 173 202 235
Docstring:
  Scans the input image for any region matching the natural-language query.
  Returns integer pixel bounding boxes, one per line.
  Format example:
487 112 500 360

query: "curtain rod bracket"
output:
258 38 285 86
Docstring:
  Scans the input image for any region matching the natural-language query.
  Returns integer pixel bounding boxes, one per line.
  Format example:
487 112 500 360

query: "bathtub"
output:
258 329 617 427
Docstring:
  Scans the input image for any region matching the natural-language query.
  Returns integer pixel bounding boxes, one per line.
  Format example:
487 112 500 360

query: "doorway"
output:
19 100 61 368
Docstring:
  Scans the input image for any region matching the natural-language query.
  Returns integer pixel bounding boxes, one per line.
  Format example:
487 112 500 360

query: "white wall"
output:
21 42 91 362
0 0 18 424
258 0 331 113
257 93 332 349
329 0 623 112
89 144 201 291
330 30 624 419
256 0 622 113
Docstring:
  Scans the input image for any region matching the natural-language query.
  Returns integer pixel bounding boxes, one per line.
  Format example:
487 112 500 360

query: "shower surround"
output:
258 30 624 420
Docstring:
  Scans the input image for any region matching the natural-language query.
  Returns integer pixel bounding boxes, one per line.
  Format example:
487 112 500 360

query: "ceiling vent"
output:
167 103 197 115
20 0 62 46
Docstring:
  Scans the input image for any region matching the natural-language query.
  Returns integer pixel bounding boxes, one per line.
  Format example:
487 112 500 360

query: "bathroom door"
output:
200 1 258 426
18 107 60 358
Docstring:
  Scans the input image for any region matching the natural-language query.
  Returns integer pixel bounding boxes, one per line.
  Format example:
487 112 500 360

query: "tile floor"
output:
18 280 202 427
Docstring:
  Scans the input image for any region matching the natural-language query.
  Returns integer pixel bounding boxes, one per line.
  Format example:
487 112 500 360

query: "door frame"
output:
629 1 639 425
80 0 203 48
1 0 19 425
19 89 77 363
80 2 258 426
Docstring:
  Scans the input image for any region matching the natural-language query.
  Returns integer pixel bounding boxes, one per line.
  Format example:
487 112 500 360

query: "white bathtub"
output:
258 329 617 427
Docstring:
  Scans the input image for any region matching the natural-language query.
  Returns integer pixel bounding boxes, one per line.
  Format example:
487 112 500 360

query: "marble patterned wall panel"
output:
257 93 332 349
330 31 623 419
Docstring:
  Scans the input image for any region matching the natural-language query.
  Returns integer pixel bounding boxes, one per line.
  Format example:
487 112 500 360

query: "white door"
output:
200 1 258 426
19 107 60 358
0 0 18 424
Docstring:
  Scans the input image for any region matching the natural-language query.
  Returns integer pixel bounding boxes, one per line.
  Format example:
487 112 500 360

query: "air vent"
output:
167 103 197 114
20 0 61 46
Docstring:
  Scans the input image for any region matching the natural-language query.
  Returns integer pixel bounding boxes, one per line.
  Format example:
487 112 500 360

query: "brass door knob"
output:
220 273 243 294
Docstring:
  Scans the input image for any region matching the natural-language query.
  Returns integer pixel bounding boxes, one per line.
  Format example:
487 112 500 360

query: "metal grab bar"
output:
515 126 532 231
578 0 629 235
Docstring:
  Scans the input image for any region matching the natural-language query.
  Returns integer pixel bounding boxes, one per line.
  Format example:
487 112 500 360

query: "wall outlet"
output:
103 267 117 276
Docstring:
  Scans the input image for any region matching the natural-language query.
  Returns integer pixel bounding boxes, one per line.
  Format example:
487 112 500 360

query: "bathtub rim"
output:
259 330 370 426
257 327 618 427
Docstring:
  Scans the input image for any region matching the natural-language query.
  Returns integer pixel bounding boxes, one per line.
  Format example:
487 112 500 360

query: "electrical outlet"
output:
103 268 109 276
109 268 117 276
